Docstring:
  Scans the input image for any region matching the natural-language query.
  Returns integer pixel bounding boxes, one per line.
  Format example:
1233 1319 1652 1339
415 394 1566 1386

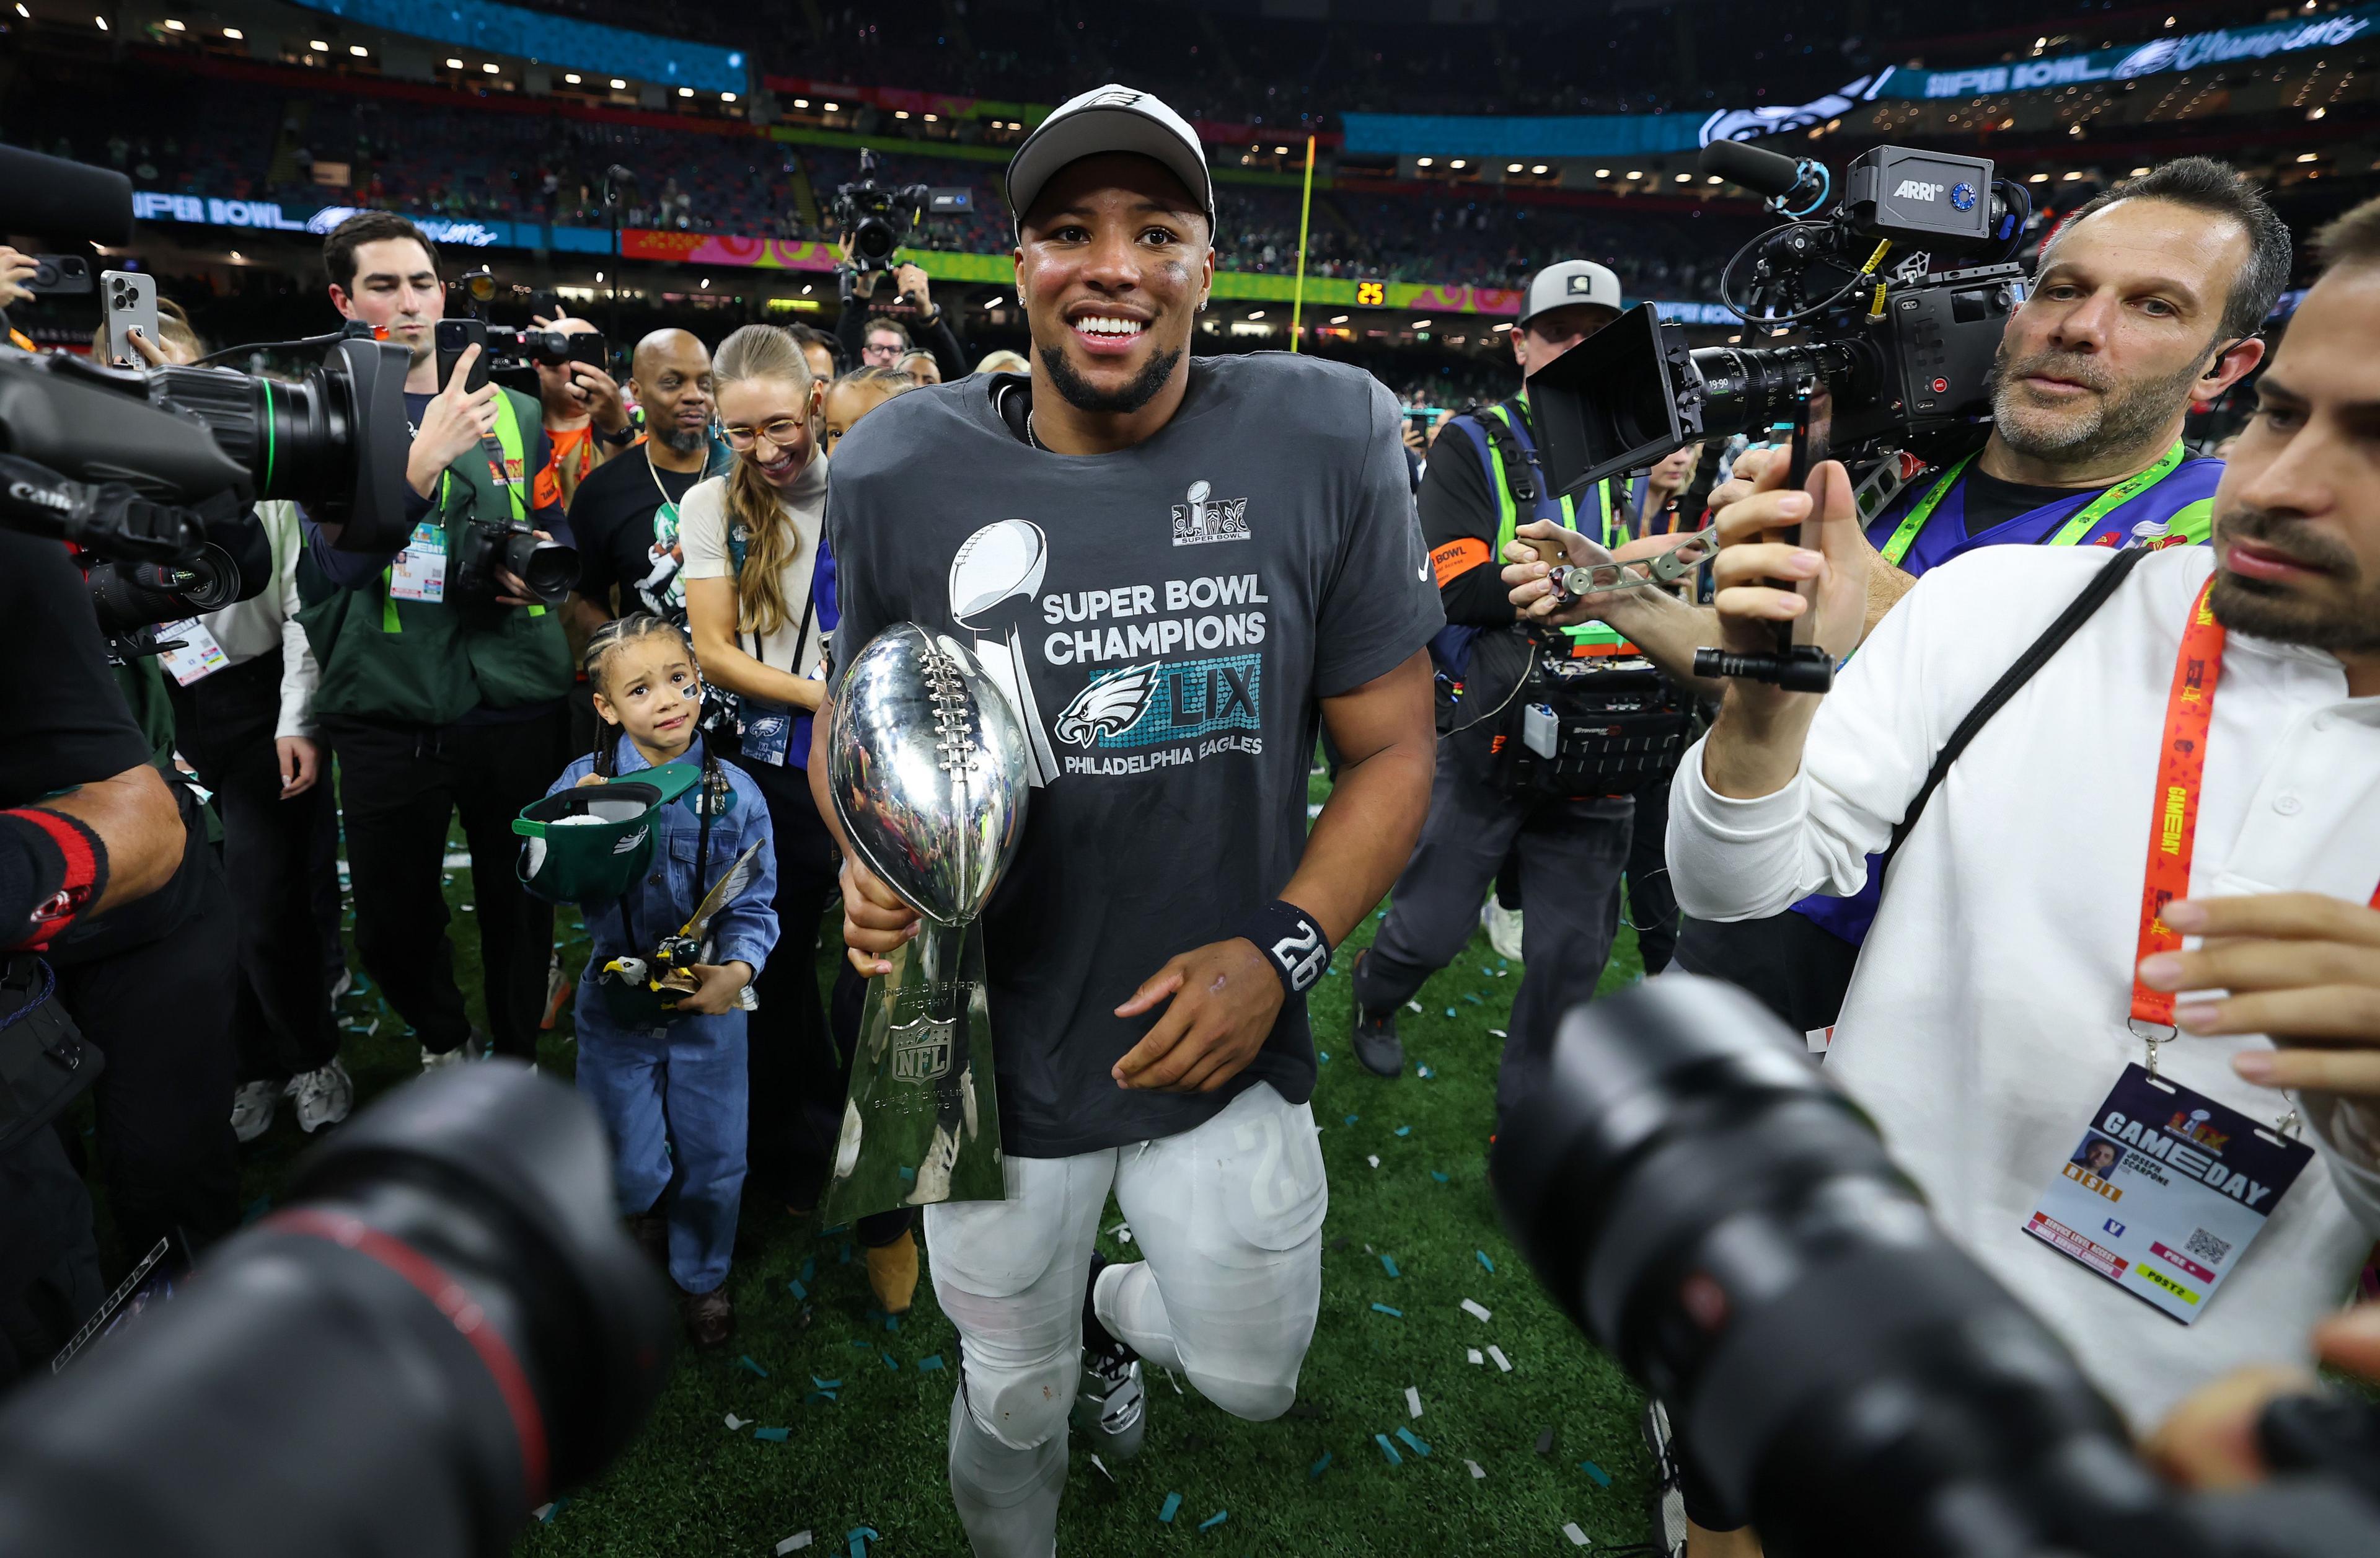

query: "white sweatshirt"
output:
196 500 320 740
1668 542 2380 1431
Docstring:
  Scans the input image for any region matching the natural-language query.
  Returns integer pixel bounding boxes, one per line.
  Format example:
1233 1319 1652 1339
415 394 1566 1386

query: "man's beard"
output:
1038 341 1182 416
652 421 705 455
1988 337 2202 467
2208 508 2380 655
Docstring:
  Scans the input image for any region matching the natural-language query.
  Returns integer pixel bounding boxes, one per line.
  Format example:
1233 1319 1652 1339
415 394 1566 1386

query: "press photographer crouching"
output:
298 213 580 1070
1645 192 2380 1549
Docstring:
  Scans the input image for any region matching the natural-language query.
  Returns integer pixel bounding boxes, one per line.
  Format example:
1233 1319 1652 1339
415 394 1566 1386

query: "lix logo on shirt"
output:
1171 480 1250 546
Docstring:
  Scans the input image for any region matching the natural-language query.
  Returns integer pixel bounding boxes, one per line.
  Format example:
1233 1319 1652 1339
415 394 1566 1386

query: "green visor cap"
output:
513 760 705 903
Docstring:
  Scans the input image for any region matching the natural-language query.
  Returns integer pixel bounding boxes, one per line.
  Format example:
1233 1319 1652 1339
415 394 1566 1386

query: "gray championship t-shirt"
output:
826 354 1444 1157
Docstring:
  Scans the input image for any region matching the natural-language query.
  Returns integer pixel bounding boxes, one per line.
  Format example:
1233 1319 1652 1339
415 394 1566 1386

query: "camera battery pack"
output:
1522 703 1559 761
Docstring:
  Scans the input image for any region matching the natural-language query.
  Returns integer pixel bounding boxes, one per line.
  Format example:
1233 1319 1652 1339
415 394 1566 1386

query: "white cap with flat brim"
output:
1007 84 1215 240
1517 260 1623 328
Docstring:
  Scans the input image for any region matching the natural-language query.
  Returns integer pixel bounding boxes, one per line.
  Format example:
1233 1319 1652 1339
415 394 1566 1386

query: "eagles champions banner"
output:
1881 6 2376 101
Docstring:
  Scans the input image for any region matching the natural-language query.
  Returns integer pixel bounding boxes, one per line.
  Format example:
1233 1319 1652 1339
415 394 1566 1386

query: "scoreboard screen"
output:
1354 280 1386 307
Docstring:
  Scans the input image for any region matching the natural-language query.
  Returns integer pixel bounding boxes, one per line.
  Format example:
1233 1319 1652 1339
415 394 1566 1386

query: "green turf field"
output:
227 764 1664 1557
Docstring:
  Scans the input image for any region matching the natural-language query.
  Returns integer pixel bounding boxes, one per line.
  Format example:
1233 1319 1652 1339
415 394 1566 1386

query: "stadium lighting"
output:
1411 319 1432 330
610 78 627 89
925 113 939 122
793 98 809 107
17 3 33 15
310 39 328 51
1329 314 1349 324
1507 163 1523 173
679 86 695 97
1492 322 1512 332
2309 106 2327 119
2027 172 2050 182
722 91 738 102
565 73 581 84
1708 175 1724 184
2297 152 2319 162
2131 166 2150 176
1448 159 1467 169
1248 310 1266 319
165 18 185 30
222 25 240 37
1532 165 1549 175
1416 157 1434 167
482 61 500 74
824 102 839 112
349 43 368 56
2063 170 2084 179
895 109 911 118
1595 167 1612 178
1674 172 1692 182
447 57 464 68
702 278 711 288
594 271 604 283
1626 170 1642 179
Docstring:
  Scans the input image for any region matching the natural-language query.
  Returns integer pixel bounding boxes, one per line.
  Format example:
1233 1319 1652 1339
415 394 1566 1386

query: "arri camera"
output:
1491 976 2380 1557
1530 141 2034 506
831 148 976 301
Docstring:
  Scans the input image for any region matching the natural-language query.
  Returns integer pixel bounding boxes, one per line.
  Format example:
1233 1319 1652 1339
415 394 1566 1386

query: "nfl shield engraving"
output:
820 626 1029 1221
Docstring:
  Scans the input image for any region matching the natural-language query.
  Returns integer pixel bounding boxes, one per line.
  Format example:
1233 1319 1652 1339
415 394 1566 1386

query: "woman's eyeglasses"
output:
721 417 806 452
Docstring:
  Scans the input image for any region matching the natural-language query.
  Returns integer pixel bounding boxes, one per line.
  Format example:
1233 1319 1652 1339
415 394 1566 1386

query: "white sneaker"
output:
285 1058 354 1133
231 1079 278 1143
1481 898 1525 963
420 1034 482 1073
327 968 354 1004
1642 1400 1691 1558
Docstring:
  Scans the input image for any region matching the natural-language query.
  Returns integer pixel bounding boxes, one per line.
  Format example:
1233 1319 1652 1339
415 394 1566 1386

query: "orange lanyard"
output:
2132 578 2380 1032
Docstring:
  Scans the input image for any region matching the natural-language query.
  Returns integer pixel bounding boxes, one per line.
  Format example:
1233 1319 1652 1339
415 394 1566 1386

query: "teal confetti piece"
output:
1394 1126 1411 1137
1158 1492 1182 1524
1481 967 1495 976
788 1278 808 1301
897 1166 916 1182
536 1497 570 1523
839 1242 853 1265
1374 1433 1403 1466
1396 1427 1432 1458
1343 1113 1360 1126
846 1526 879 1558
848 1339 873 1351
1308 1451 1333 1480
1498 959 1509 970
805 1391 838 1405
1370 1303 1404 1318
1443 1007 1456 1017
754 1426 791 1442
800 1258 816 1284
1380 1254 1400 1278
1476 1250 1496 1274
1463 993 1484 1005
737 1356 770 1378
1416 1064 1434 1079
919 1354 946 1371
811 1376 841 1390
885 1315 900 1332
1198 1511 1229 1532
1580 1459 1611 1487
1430 1171 1450 1183
1318 1051 1331 1064
881 1352 899 1370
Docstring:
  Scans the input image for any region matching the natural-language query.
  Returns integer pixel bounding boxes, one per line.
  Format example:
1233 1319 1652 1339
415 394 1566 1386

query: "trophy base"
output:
819 921 1006 1223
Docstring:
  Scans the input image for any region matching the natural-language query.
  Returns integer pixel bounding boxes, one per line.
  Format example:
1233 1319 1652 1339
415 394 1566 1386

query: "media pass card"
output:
2024 1063 2312 1324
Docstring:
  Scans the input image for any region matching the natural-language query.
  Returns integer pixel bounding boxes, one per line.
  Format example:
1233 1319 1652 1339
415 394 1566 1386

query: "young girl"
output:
532 613 778 1348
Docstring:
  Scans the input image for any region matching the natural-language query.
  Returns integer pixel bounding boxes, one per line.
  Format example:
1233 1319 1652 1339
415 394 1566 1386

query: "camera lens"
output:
505 532 580 603
87 541 241 637
853 215 899 265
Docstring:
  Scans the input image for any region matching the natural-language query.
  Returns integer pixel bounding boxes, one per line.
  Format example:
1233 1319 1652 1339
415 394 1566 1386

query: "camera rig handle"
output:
0 452 204 562
1692 644 1835 693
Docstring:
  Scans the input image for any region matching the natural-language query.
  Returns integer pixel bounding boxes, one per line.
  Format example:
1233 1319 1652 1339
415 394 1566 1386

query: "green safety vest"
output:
1877 441 2208 568
1476 398 1631 657
299 385 573 725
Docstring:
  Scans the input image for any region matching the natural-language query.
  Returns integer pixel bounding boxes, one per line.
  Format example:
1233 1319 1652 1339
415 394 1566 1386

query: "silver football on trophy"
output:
829 624 1030 927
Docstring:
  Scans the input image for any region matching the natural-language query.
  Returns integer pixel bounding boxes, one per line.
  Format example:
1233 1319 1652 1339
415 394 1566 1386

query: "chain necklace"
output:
1025 409 1045 451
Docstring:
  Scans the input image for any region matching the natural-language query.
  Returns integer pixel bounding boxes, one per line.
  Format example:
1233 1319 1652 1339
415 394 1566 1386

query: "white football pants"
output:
924 1081 1328 1557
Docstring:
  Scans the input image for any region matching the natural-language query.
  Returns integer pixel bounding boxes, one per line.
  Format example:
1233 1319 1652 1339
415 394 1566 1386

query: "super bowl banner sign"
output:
1888 6 2376 100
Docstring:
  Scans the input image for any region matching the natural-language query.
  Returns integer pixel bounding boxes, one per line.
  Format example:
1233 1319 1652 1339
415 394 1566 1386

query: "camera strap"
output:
1876 441 2187 569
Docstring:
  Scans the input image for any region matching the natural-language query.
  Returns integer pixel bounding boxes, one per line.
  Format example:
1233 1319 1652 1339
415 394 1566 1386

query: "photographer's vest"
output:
1444 393 1636 665
301 385 572 726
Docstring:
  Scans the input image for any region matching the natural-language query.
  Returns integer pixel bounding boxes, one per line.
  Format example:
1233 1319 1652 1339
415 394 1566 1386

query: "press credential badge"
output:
2024 1064 2312 1324
389 520 449 603
154 618 230 686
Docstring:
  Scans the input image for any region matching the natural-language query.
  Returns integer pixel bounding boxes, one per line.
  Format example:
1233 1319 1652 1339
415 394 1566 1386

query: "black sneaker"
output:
1072 1252 1147 1459
1349 952 1404 1077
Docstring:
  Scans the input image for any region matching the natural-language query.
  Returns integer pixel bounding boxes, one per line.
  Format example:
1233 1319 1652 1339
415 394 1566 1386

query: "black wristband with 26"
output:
1234 898 1333 997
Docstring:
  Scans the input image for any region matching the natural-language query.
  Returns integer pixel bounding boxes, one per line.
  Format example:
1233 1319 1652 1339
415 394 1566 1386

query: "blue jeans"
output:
574 986 749 1295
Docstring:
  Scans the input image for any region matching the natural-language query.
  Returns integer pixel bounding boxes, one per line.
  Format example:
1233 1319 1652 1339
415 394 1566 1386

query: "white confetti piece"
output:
1461 1298 1492 1323
1488 1027 1508 1039
1165 1368 1183 1394
1466 1459 1486 1480
1466 1348 1484 1365
1406 1000 1423 1013
1368 1154 1380 1168
724 1413 750 1430
1564 1520 1592 1546
1091 1453 1116 1483
531 1503 555 1522
775 1534 813 1554
1405 1386 1423 1419
1489 1345 1512 1373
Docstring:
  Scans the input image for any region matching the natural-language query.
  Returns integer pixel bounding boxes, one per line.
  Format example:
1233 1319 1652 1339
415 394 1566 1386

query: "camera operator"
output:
1511 159 2280 1038
527 308 635 513
1348 261 1652 1086
298 212 576 1070
835 256 966 383
1659 181 2380 1508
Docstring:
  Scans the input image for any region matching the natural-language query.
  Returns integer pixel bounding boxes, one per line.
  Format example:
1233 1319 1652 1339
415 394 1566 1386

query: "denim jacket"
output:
535 733 780 981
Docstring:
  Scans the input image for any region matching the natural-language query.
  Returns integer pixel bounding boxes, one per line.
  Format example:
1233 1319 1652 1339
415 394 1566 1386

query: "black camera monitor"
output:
1528 304 1698 500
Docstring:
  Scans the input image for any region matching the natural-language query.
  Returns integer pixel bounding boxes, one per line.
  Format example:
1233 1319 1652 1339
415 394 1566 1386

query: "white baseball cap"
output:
1517 260 1623 328
1006 84 1215 239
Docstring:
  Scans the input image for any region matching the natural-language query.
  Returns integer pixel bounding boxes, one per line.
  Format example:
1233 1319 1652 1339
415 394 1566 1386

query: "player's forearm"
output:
808 702 849 856
1289 737 1432 947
